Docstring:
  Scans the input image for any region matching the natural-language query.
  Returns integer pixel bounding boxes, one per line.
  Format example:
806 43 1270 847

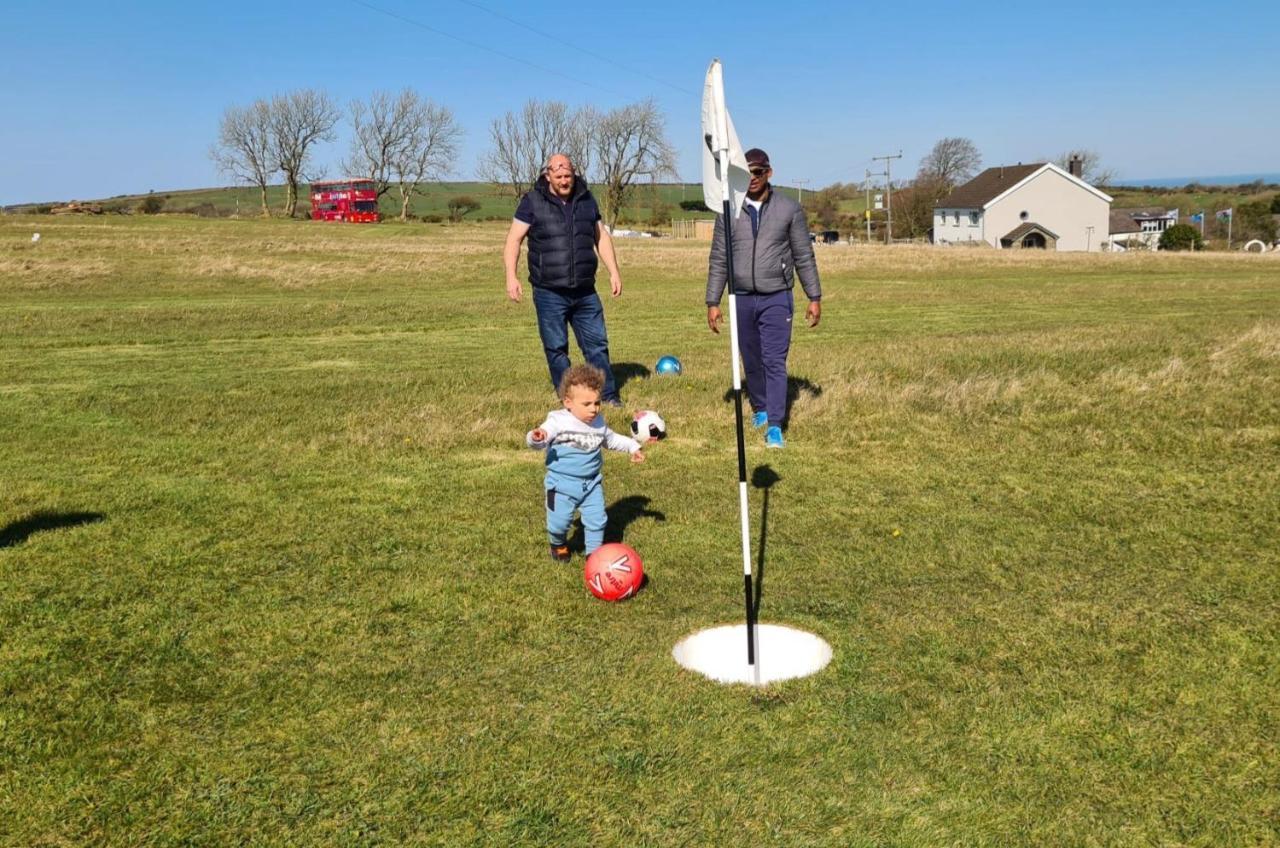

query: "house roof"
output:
1001 222 1059 242
938 162 1115 210
939 164 1043 208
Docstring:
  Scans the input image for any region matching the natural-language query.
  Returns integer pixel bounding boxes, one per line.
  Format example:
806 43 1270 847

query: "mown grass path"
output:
2 216 1278 846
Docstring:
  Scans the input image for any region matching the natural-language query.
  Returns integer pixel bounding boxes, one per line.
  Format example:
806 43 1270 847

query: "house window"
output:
953 212 960 225
1019 210 1029 221
969 212 979 226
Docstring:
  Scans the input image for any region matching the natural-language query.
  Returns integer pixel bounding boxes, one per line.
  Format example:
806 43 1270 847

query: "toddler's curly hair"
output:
558 363 605 399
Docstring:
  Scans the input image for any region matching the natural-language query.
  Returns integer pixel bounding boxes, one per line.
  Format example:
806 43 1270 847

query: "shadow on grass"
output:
567 495 666 552
751 465 781 620
721 375 823 429
611 362 650 394
1 511 105 548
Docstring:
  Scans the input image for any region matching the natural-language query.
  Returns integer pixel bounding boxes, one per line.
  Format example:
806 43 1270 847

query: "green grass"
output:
1 216 1278 846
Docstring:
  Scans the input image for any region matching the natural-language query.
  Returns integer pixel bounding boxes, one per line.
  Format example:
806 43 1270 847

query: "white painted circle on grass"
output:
672 623 832 686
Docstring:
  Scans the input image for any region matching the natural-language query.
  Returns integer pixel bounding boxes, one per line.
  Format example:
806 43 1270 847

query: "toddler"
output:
527 364 644 561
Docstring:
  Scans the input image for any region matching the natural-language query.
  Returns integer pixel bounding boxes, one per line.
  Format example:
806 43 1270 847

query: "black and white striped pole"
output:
706 60 756 672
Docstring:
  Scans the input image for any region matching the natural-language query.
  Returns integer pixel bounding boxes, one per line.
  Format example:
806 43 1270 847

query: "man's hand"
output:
630 449 645 464
609 272 622 298
806 300 821 328
707 305 723 334
506 277 523 303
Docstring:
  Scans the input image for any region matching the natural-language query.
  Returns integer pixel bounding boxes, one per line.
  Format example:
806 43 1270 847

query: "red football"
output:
583 543 644 602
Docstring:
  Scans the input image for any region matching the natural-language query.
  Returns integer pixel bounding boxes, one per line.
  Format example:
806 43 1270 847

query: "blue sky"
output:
2 0 1277 204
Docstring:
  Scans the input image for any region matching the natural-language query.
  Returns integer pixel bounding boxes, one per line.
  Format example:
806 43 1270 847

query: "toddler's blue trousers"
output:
545 472 606 554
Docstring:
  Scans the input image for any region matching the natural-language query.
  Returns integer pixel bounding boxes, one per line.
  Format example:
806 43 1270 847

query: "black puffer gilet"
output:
525 175 600 291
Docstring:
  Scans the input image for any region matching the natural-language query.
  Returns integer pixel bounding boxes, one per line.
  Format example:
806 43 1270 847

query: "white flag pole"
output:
708 61 756 670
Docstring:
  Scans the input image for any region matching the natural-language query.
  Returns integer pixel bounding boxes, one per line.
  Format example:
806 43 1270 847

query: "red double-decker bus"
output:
309 178 380 223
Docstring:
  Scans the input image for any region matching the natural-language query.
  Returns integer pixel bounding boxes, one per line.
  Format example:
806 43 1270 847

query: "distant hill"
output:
2 181 817 223
5 181 757 224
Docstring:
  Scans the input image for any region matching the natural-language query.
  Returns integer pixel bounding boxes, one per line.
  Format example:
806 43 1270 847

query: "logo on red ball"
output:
583 543 644 601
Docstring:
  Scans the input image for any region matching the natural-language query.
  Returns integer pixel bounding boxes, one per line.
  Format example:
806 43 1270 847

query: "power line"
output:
451 0 697 97
348 0 628 99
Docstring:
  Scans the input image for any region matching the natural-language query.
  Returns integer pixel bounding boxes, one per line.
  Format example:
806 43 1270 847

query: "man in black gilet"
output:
503 154 624 405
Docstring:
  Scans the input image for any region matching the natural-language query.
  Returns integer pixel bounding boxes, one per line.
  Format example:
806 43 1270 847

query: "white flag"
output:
701 59 749 219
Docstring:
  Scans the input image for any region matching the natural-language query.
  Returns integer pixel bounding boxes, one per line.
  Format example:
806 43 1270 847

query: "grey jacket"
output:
705 188 821 305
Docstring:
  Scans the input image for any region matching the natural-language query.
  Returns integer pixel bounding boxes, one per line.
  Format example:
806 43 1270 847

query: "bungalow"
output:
934 158 1113 252
1106 207 1179 251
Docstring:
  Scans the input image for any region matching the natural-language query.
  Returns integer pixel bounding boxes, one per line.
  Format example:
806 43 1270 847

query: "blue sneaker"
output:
752 411 768 429
765 426 785 449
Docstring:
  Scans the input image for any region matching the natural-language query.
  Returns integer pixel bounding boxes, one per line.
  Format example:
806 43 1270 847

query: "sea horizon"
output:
1117 172 1280 188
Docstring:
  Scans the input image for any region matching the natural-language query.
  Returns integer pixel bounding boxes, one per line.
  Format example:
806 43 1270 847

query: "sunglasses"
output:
748 167 769 177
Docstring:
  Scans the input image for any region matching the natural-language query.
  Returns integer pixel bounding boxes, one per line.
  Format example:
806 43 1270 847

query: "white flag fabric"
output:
701 59 749 219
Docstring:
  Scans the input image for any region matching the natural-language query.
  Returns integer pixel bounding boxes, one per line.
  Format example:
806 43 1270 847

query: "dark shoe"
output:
549 544 571 562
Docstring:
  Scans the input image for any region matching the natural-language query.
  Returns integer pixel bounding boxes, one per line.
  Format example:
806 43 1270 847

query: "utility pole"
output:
794 179 809 206
864 170 872 243
865 167 887 243
871 150 902 243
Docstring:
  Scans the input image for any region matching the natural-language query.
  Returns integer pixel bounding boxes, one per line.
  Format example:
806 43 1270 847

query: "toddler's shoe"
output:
549 544 571 562
752 411 768 429
765 426 785 449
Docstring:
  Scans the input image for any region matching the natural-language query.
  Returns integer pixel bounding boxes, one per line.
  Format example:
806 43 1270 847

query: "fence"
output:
671 219 716 240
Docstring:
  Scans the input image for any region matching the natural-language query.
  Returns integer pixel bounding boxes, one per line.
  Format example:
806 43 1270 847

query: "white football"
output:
630 409 666 442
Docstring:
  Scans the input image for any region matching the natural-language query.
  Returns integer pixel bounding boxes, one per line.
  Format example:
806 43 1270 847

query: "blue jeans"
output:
532 287 619 401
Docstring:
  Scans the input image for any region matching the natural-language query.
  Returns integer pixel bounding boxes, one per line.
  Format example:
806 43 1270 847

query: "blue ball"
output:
655 355 682 375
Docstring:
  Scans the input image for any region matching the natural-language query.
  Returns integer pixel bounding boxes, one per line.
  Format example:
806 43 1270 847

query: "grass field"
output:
2 215 1278 846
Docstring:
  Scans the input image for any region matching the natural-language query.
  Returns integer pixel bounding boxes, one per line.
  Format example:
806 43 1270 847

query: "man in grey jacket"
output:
706 148 821 448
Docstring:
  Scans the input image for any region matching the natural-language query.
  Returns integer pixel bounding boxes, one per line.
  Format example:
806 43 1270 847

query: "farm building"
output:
934 158 1112 252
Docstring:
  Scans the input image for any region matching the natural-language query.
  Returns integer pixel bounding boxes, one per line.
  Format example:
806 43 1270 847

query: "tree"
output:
447 195 481 223
389 99 463 222
347 90 462 221
477 100 595 200
1054 149 1116 187
918 137 981 189
211 99 275 217
592 99 678 229
136 195 165 215
1159 223 1203 251
345 89 423 201
809 186 842 230
893 174 950 239
1235 200 1278 243
269 89 340 218
1271 194 1280 214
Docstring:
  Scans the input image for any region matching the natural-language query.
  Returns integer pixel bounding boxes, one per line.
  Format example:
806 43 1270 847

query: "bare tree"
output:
389 99 463 221
592 99 678 229
269 89 340 217
345 90 421 201
1054 149 1117 187
918 137 982 189
211 100 275 217
477 100 595 199
895 174 951 239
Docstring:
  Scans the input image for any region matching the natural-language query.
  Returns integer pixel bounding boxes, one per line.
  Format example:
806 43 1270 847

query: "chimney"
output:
1069 155 1083 178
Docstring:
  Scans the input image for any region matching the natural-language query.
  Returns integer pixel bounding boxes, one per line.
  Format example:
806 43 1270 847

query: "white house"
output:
1106 207 1179 251
934 159 1112 252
